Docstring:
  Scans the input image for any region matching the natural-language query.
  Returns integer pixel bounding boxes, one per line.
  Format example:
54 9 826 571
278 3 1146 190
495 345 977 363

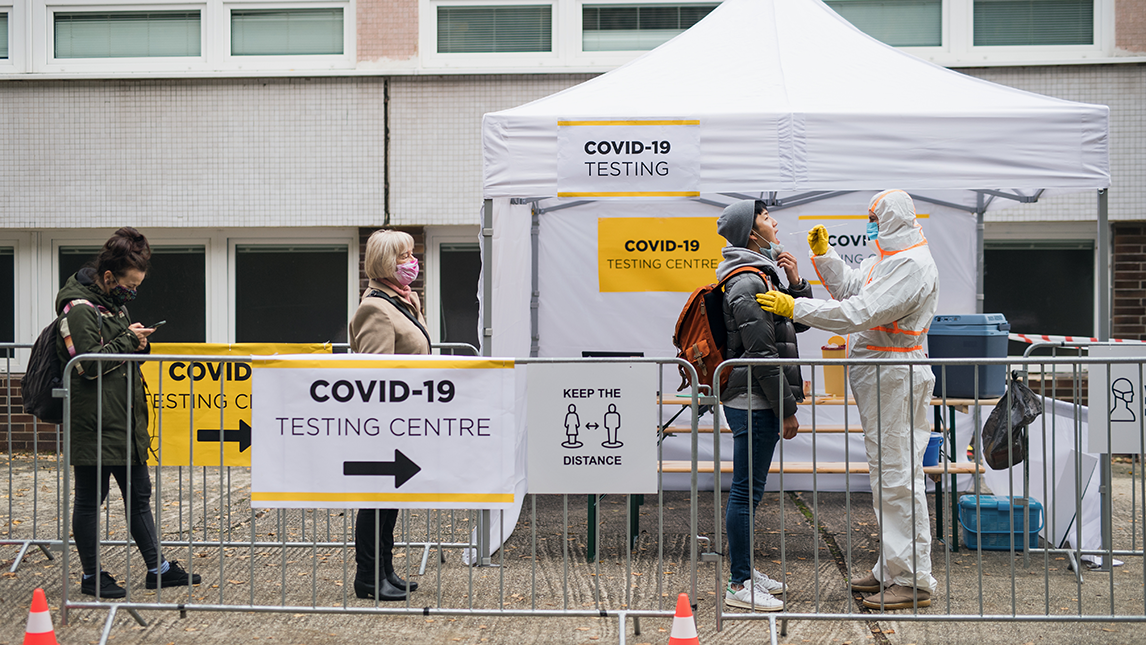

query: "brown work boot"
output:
862 584 931 610
849 572 881 593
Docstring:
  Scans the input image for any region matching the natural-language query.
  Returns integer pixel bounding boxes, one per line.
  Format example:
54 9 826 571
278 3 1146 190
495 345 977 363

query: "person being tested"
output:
756 190 940 609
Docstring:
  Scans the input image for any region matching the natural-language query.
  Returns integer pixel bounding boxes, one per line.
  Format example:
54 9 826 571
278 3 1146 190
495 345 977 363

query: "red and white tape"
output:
1009 333 1146 345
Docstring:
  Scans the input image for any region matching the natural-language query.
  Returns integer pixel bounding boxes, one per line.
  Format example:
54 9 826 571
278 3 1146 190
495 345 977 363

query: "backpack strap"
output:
59 300 107 376
367 290 433 350
718 266 772 293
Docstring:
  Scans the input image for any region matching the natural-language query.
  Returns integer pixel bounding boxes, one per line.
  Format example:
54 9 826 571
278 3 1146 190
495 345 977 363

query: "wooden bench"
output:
660 424 934 435
658 460 985 476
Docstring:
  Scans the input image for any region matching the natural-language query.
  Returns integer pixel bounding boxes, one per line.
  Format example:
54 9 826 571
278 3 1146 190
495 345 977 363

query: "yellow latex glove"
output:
756 291 795 318
808 225 829 256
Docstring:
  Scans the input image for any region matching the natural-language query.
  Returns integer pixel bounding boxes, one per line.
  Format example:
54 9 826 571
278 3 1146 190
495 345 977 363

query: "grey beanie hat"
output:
717 199 758 248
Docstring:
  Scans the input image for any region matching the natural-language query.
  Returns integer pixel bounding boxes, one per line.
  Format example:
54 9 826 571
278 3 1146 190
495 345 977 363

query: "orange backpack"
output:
672 266 769 393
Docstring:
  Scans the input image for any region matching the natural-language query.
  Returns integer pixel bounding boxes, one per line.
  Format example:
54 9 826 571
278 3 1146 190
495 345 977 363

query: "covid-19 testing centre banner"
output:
249 354 517 510
491 194 977 363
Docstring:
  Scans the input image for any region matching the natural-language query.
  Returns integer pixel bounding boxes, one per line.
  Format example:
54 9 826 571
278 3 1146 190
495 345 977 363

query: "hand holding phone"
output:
148 320 167 330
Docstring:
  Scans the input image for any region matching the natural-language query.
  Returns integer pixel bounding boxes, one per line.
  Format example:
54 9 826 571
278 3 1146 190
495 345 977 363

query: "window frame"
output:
0 2 28 72
983 221 1100 338
576 1 721 56
832 0 1116 66
424 225 481 346
0 232 35 372
37 2 208 71
220 0 353 71
27 227 355 349
30 0 354 73
226 230 357 344
421 0 562 69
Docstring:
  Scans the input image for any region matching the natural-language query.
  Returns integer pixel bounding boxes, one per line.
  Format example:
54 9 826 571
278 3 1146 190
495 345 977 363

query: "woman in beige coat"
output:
348 229 430 601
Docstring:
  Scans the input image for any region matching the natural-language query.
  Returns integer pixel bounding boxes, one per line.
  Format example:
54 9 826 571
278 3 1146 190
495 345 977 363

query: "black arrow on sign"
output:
344 450 422 488
196 419 252 452
586 422 600 431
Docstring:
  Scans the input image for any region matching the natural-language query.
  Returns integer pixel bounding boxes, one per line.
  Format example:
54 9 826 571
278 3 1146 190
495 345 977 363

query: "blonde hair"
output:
365 229 415 282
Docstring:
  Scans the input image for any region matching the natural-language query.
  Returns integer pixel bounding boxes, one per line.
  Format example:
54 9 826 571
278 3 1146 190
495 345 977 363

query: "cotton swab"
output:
782 222 855 236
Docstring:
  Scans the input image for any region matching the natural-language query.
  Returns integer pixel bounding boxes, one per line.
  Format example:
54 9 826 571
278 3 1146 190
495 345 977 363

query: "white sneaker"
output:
725 579 783 612
751 569 787 595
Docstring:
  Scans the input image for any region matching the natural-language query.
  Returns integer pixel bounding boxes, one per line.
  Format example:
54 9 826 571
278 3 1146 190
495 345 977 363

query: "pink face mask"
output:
395 258 419 286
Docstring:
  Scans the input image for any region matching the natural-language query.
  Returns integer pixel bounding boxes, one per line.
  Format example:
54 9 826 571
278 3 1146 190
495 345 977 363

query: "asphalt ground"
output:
3 452 1146 645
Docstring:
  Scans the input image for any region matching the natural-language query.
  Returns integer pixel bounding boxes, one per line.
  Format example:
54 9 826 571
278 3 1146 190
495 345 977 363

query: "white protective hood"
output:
482 0 1109 202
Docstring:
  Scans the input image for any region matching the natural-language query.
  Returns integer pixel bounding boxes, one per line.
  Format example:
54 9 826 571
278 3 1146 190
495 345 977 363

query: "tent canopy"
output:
482 0 1109 201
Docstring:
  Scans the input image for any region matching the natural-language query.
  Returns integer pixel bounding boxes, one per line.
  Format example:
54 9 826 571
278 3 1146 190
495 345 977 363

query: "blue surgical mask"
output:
766 241 785 260
866 221 880 241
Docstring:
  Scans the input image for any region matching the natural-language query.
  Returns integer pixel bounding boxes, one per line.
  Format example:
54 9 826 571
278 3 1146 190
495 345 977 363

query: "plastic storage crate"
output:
928 313 1010 398
958 495 1043 551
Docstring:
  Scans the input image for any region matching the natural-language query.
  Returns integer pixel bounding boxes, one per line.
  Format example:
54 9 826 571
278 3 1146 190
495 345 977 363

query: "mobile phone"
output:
148 320 167 329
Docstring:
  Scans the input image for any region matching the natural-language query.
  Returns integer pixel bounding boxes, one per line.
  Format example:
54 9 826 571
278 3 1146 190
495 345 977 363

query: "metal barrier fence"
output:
7 348 1146 644
2 343 64 571
46 353 702 645
709 354 1146 639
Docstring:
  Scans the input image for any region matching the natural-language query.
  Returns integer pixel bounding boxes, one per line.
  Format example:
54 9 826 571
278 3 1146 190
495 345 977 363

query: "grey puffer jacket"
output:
717 247 812 417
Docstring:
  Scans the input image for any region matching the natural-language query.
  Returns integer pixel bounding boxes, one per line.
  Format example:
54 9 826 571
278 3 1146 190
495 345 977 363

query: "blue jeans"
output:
724 406 781 584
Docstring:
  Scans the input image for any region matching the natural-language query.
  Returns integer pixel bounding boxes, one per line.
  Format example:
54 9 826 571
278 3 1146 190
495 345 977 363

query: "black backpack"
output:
21 300 103 425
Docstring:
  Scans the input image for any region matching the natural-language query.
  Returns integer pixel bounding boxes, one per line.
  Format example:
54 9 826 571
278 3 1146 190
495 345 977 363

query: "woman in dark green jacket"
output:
57 227 199 599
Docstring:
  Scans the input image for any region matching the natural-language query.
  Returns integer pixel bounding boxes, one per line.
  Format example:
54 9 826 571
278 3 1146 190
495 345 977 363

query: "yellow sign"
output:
597 217 725 292
142 343 331 467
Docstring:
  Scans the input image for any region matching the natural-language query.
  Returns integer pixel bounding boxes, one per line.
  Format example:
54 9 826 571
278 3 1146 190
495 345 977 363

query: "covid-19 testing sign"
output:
556 118 700 198
250 355 517 510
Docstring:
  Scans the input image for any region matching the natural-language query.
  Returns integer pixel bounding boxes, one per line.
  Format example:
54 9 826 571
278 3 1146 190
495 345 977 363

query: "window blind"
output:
54 11 201 58
1 13 8 59
582 4 717 51
825 0 941 47
974 0 1093 46
231 9 344 56
437 5 552 53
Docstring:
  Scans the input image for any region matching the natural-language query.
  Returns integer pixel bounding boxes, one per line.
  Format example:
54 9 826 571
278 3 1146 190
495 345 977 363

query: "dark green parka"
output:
54 268 151 466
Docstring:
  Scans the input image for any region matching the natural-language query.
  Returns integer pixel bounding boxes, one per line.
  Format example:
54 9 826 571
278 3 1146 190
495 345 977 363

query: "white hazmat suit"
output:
795 190 940 593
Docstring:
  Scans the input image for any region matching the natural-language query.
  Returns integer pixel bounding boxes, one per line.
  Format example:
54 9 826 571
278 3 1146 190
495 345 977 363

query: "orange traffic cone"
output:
23 588 59 645
667 592 699 645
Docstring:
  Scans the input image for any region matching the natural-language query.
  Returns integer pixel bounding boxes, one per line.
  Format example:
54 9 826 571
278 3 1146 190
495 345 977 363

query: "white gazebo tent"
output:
480 0 1111 356
471 0 1112 562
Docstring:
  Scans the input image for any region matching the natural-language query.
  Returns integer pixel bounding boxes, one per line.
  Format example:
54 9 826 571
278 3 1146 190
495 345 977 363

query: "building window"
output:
437 5 552 53
824 0 941 47
983 240 1093 354
0 247 12 351
58 245 207 343
582 3 716 51
438 243 481 351
235 245 348 343
1 12 8 59
231 8 344 56
54 11 202 58
973 0 1093 46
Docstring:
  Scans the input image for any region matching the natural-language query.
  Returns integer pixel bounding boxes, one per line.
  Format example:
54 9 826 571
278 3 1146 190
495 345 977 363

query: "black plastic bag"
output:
981 376 1043 471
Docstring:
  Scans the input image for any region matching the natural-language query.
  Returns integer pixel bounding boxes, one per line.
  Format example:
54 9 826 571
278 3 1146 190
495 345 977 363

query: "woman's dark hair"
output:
95 227 151 281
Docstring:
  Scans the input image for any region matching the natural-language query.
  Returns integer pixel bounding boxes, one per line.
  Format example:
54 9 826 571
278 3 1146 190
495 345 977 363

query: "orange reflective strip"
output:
870 321 929 336
811 256 834 300
865 345 924 353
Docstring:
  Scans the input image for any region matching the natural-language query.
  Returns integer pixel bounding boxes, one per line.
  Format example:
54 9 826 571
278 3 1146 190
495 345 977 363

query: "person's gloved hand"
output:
756 291 795 318
808 225 829 256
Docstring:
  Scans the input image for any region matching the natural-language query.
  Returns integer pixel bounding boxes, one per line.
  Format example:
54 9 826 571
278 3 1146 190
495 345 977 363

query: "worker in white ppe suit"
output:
756 189 940 609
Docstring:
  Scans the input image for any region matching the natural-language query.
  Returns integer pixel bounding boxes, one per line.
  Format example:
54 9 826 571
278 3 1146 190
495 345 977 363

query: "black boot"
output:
354 575 407 601
386 571 418 593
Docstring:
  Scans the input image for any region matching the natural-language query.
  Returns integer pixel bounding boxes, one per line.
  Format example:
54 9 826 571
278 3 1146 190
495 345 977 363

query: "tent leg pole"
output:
1097 188 1109 342
483 198 494 357
975 194 985 314
530 205 540 358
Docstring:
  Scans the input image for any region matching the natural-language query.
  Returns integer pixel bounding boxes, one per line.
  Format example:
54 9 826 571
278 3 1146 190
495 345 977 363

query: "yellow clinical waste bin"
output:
821 335 847 397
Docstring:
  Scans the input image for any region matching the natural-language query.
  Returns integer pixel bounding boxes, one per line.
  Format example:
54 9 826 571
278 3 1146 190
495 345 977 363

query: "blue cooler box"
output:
958 495 1043 551
928 314 1010 398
